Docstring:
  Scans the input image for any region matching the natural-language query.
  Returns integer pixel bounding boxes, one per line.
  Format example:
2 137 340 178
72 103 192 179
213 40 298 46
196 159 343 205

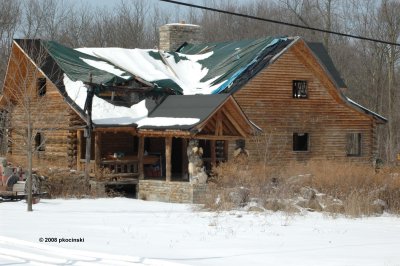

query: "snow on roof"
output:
137 117 200 128
76 47 223 95
64 75 200 127
64 75 148 125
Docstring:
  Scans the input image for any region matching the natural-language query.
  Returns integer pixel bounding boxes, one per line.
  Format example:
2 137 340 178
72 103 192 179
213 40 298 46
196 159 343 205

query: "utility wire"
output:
160 0 400 47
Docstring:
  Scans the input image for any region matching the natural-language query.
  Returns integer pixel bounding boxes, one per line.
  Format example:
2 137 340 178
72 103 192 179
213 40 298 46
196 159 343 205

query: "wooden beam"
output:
94 127 137 134
94 132 102 173
165 137 172 182
182 139 188 179
215 112 222 136
138 136 144 180
210 140 216 167
224 140 229 160
222 109 248 137
138 129 191 137
76 130 83 171
195 134 243 141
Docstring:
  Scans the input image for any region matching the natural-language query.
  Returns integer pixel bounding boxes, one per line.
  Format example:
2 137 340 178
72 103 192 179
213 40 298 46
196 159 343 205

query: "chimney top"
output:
159 23 202 51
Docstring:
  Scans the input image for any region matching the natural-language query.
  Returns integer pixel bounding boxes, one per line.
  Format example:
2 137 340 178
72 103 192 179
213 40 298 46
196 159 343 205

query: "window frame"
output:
35 132 45 152
293 132 309 152
292 80 308 99
346 133 362 157
37 77 47 97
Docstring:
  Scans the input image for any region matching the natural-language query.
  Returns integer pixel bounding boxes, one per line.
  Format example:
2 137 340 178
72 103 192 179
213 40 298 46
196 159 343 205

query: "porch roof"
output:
138 94 229 130
137 94 259 139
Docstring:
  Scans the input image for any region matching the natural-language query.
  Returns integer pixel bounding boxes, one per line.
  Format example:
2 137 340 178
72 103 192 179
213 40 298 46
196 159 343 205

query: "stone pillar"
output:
159 22 202 52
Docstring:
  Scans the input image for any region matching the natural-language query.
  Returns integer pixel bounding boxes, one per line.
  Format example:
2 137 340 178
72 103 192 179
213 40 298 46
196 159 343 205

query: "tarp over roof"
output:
177 37 293 93
42 41 131 85
40 37 293 95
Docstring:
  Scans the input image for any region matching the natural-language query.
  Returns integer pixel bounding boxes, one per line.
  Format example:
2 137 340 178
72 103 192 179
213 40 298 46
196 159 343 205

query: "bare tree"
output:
0 41 67 211
0 0 21 89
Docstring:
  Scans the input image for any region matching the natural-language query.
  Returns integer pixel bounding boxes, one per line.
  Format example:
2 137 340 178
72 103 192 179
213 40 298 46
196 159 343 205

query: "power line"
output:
160 0 400 47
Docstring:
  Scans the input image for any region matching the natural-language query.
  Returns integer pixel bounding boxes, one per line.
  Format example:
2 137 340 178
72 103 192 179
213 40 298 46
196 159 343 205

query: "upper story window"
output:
346 133 361 156
293 80 308 98
37 78 46 97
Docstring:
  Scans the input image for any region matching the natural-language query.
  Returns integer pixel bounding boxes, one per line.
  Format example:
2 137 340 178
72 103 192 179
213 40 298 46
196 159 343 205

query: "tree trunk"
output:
27 119 32 212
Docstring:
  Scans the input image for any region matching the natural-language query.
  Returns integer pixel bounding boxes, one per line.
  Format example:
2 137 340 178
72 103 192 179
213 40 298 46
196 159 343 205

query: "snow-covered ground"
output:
1 198 400 266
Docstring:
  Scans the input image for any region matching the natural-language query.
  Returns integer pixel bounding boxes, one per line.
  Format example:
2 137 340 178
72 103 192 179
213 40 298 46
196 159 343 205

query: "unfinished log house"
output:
0 23 386 202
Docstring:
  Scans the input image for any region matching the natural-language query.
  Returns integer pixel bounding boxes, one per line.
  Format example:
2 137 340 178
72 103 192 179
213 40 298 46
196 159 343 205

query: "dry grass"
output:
4 155 109 198
205 158 400 217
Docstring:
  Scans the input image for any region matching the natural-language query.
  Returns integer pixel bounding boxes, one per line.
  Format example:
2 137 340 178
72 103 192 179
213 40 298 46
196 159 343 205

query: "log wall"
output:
233 40 377 164
4 44 84 168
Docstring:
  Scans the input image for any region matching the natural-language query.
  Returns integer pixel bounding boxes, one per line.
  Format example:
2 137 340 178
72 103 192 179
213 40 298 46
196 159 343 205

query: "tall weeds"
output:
205 159 400 217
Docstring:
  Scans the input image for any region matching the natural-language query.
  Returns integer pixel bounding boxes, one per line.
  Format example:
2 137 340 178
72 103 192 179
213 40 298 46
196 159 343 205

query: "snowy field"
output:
1 198 400 266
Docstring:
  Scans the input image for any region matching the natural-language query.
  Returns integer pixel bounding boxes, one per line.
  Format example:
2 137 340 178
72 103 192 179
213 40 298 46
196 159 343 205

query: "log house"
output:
0 23 386 202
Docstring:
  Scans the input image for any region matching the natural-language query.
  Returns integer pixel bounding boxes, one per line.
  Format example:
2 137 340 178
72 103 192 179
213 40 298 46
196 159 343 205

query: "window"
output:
346 133 361 156
293 133 308 151
293 80 308 98
35 132 45 151
37 78 46 97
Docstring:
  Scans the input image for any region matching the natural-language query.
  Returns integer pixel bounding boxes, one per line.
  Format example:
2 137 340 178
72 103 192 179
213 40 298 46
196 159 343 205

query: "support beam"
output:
84 128 92 179
76 130 83 171
210 140 216 167
94 132 102 173
165 137 172 182
222 109 247 137
182 139 188 179
138 136 144 180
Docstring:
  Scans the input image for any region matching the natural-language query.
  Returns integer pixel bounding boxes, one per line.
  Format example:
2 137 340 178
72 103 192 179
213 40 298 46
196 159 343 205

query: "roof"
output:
140 94 229 130
9 37 386 128
31 37 294 96
177 37 294 93
307 42 347 89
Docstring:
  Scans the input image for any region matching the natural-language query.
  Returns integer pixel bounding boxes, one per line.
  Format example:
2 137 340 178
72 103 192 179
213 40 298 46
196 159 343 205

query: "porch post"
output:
182 138 188 179
138 136 144 180
210 140 216 167
76 130 83 171
165 137 172 182
94 132 101 173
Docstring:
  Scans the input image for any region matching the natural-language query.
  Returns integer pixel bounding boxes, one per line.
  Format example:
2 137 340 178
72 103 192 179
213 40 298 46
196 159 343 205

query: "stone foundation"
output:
138 180 207 203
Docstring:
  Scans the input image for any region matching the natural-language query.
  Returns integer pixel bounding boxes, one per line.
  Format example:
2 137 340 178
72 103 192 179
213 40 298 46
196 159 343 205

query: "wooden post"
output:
138 136 144 180
77 130 83 171
84 128 92 179
84 75 94 182
181 138 188 179
94 131 101 173
224 140 229 161
165 137 172 182
210 140 216 167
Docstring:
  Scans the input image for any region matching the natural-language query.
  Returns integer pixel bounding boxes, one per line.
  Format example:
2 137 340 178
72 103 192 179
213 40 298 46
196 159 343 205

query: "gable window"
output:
293 80 308 98
346 133 361 156
293 133 309 151
35 132 45 151
37 78 46 97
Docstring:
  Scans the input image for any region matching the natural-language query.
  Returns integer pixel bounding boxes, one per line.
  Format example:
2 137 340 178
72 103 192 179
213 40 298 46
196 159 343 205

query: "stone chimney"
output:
159 21 202 51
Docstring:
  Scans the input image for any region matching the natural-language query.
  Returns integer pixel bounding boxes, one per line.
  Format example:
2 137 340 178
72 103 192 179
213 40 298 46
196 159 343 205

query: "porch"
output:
76 130 230 182
76 94 258 202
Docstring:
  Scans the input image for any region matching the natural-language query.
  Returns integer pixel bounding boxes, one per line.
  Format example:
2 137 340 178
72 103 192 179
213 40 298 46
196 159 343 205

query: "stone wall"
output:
159 23 202 51
138 180 207 203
